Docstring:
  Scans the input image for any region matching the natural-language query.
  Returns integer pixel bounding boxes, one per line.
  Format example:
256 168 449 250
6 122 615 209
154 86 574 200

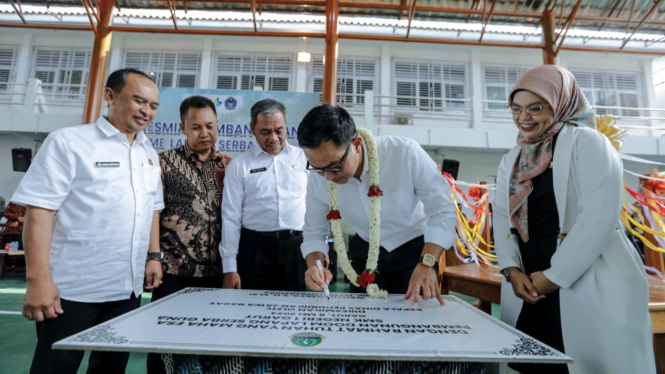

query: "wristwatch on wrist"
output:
147 252 163 262
419 254 439 270
501 267 519 281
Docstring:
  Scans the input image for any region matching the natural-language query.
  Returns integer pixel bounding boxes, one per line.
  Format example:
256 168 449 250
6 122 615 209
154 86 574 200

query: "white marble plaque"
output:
54 289 571 364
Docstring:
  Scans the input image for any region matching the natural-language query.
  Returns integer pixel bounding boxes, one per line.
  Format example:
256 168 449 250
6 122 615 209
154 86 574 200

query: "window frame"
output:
308 55 379 109
123 50 202 88
393 58 470 115
31 47 93 102
212 52 293 92
0 45 19 100
570 68 646 118
481 64 535 116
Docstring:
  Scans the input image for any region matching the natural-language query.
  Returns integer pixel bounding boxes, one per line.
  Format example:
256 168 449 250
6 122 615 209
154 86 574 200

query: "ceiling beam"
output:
340 32 545 49
598 0 622 31
479 0 497 42
398 0 407 20
405 0 416 38
560 45 665 56
166 0 178 29
554 0 583 56
0 21 91 30
623 0 636 42
110 25 326 38
81 0 99 38
621 0 662 49
2 20 662 56
7 0 27 24
556 0 566 36
85 0 100 22
576 15 665 26
250 0 257 32
182 0 325 5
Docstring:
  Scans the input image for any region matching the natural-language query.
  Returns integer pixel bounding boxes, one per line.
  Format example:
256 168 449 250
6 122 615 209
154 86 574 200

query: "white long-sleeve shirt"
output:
301 135 457 258
12 117 164 302
220 143 308 273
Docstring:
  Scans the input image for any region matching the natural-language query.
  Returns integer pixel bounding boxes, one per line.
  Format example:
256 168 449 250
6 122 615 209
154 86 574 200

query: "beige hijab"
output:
508 65 596 242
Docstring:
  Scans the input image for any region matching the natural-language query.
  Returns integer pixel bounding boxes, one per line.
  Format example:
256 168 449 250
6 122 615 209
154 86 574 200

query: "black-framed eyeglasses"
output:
508 104 550 116
306 141 352 174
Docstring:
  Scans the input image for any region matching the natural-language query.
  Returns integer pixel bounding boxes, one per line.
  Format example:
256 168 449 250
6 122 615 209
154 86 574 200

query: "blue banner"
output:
145 88 320 154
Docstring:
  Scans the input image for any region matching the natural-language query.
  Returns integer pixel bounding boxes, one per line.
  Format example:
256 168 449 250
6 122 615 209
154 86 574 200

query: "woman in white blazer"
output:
494 65 655 374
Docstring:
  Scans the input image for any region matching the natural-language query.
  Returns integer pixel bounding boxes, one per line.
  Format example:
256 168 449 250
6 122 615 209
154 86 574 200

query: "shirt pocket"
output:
379 186 411 227
142 164 161 194
285 166 309 194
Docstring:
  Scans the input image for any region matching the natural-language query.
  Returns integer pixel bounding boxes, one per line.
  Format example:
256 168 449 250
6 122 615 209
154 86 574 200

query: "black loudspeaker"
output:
12 148 32 172
441 159 460 180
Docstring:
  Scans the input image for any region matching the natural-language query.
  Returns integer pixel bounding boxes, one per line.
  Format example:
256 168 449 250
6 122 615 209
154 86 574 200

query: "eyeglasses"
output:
508 104 550 116
306 141 353 174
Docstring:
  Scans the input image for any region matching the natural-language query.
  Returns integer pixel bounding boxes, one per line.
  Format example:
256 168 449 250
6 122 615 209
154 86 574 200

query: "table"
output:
440 264 502 314
649 280 665 373
0 250 25 279
441 264 665 373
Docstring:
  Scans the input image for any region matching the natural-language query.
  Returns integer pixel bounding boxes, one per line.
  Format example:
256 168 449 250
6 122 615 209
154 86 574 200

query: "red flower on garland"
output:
357 270 376 289
643 169 665 196
368 186 383 197
468 186 482 200
327 210 342 220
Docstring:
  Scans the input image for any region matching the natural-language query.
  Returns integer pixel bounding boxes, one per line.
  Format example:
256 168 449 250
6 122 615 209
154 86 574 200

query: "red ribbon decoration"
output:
643 169 665 196
368 186 383 197
626 184 665 203
327 210 342 220
625 185 665 217
441 172 492 215
357 270 376 289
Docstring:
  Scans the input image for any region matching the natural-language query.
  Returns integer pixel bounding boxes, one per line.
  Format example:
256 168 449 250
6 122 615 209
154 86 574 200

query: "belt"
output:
243 228 302 240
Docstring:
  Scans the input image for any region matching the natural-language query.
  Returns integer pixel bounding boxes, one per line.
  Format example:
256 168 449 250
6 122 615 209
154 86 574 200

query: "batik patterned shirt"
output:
159 143 232 277
2 202 25 236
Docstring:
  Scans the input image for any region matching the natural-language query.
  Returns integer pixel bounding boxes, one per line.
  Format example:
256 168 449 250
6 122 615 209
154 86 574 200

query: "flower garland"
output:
326 128 388 299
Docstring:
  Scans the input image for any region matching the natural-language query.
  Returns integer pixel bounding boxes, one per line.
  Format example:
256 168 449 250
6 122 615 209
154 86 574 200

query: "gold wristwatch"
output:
419 254 439 269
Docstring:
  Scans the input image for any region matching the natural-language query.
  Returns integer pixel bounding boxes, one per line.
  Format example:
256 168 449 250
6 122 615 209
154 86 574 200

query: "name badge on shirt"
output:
95 162 120 168
250 167 267 174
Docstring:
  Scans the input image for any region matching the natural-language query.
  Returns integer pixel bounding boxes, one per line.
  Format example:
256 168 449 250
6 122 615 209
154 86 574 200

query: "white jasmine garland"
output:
327 128 388 299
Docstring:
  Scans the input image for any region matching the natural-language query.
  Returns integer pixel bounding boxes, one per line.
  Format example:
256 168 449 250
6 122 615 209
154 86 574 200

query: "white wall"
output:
0 134 43 202
0 28 662 201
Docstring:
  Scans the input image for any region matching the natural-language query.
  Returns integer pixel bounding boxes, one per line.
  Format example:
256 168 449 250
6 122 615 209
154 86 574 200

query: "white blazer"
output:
494 125 656 374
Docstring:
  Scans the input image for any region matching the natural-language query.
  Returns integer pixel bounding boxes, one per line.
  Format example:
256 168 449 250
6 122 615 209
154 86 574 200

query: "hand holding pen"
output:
315 260 331 300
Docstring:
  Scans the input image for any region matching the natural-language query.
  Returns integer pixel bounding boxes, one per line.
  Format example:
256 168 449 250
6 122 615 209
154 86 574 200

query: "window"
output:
570 69 644 118
0 46 18 97
483 65 533 111
394 59 468 113
32 48 92 101
124 51 202 88
309 56 377 107
214 53 292 91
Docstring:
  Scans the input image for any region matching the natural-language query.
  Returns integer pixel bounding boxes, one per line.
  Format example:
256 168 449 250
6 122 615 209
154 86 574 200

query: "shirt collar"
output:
253 142 292 157
183 141 222 162
96 116 120 137
96 116 149 145
360 137 370 176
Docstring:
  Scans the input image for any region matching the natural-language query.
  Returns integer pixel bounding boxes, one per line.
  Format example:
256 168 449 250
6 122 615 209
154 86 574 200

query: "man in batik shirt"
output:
147 95 231 374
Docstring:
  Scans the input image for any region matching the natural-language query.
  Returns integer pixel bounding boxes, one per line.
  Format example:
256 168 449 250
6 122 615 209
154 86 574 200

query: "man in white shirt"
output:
12 68 164 374
220 99 308 291
299 105 457 305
